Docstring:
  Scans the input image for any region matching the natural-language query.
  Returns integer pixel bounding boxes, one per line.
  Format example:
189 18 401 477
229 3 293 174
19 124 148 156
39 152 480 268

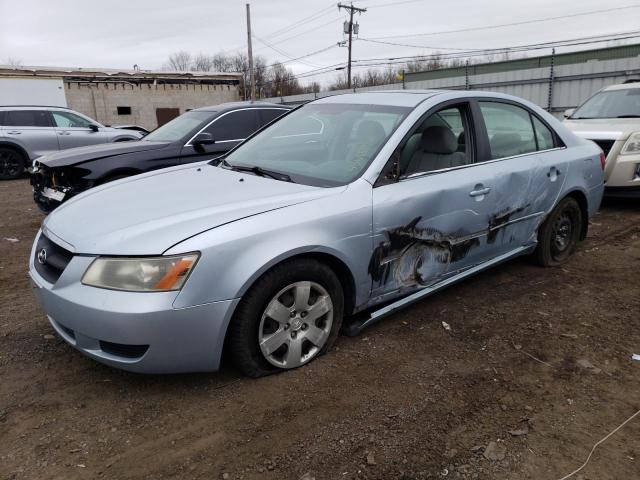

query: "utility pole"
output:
338 2 366 89
246 3 256 102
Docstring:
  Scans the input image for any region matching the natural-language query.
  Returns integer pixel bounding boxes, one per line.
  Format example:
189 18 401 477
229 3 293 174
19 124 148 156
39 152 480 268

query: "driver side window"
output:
399 104 473 177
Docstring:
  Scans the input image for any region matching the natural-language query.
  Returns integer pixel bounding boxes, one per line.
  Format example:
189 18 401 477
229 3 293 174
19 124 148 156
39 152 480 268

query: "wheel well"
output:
299 252 357 316
565 190 589 240
0 142 29 161
248 252 357 317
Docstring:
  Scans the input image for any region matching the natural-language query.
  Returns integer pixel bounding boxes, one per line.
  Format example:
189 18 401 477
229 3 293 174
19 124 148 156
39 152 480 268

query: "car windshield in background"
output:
144 111 212 142
572 88 640 119
223 103 411 186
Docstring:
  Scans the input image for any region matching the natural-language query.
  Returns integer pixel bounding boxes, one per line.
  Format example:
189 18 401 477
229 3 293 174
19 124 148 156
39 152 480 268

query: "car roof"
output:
0 105 71 110
192 102 292 113
311 89 543 108
603 81 640 92
313 90 444 108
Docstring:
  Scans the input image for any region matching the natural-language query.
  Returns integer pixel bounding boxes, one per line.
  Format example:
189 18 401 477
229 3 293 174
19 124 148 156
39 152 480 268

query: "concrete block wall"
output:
64 82 240 130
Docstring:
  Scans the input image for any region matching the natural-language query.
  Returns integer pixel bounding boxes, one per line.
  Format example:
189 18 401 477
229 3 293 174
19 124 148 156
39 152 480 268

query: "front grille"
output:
591 139 615 158
33 234 73 284
99 341 149 359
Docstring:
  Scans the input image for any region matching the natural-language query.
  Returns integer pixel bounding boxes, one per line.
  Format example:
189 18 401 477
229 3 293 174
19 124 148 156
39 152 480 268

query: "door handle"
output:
6 131 21 135
469 186 491 197
547 166 561 181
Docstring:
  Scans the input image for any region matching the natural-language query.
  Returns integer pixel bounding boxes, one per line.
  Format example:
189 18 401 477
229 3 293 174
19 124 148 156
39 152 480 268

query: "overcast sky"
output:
1 0 640 86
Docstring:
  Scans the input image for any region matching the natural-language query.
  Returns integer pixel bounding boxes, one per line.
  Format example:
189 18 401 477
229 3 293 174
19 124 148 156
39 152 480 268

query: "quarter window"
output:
479 102 538 159
5 110 51 127
205 110 259 141
532 115 555 150
52 111 93 128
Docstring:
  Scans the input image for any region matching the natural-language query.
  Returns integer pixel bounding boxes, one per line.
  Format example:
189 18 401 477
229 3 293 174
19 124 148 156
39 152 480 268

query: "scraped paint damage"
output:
370 206 530 289
369 216 480 288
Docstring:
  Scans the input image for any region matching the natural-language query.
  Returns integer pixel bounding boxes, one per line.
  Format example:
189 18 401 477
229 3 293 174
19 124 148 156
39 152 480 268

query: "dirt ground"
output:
0 178 639 480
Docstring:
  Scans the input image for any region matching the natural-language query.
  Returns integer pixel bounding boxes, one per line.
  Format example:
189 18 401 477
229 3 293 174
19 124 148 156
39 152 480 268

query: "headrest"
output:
356 120 386 140
491 132 521 148
457 131 465 145
421 126 457 154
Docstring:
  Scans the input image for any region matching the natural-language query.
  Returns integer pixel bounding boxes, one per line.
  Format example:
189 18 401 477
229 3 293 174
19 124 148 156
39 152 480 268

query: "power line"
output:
367 4 640 40
252 34 325 68
350 32 640 68
261 16 345 48
258 3 335 41
362 0 425 8
355 29 640 62
274 31 640 84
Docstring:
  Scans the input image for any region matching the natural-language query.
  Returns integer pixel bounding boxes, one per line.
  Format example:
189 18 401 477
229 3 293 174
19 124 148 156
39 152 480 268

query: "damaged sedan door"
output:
369 101 509 302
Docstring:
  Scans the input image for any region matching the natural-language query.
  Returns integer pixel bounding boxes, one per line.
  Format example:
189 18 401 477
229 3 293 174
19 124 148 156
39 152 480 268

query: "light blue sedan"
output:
29 91 604 376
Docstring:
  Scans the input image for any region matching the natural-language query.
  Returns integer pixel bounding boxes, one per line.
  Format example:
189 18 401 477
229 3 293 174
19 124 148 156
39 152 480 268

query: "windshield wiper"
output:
616 115 640 118
229 164 293 182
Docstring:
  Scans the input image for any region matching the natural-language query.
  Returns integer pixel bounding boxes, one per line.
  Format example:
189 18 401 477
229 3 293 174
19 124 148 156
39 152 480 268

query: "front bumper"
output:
604 149 640 191
604 185 640 198
30 164 89 213
29 243 239 374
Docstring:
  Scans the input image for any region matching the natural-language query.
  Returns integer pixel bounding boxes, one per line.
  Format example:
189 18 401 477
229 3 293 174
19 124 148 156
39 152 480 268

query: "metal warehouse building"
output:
0 66 242 130
263 43 640 117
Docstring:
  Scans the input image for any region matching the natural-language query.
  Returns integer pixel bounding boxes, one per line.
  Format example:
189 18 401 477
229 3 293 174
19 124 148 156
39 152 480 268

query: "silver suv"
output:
0 106 143 179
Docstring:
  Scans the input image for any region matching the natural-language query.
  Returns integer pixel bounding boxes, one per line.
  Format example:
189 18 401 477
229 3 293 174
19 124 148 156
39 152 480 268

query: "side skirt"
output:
343 245 534 336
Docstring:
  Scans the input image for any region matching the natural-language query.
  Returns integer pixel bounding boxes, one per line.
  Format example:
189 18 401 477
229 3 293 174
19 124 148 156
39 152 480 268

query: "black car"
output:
31 102 291 212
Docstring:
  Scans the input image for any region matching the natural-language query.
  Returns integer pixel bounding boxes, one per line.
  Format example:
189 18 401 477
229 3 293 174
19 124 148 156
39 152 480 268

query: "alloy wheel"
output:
258 281 333 369
0 150 22 178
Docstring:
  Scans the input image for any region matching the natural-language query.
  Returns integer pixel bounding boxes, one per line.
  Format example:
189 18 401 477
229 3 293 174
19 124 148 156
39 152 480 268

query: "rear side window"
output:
4 110 51 127
479 102 537 159
206 110 259 141
259 109 288 126
532 115 555 150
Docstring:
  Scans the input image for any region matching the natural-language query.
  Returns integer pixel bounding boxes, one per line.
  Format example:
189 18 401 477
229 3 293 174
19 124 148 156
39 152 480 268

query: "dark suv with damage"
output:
31 102 290 212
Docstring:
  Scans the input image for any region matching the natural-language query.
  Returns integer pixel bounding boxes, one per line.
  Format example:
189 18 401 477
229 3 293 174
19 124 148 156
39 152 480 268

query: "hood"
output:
39 140 170 168
563 118 640 141
43 163 342 255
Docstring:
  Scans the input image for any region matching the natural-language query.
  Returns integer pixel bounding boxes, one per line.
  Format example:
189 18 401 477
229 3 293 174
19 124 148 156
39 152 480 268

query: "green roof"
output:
405 43 640 82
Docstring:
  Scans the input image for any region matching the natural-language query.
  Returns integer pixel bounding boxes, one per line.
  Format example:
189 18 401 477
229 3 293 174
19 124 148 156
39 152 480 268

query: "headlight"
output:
82 253 199 292
621 132 640 155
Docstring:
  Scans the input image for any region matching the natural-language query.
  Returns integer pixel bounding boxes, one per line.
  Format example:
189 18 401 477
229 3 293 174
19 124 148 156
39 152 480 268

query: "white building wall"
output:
0 78 67 106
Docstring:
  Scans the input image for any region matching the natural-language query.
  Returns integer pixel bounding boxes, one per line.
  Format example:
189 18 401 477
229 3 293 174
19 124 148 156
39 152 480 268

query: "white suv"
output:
0 106 143 180
563 81 640 197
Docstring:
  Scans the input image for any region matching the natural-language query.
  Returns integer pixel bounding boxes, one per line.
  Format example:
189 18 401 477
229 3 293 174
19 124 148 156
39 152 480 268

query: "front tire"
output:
228 259 344 377
533 197 583 267
0 147 26 180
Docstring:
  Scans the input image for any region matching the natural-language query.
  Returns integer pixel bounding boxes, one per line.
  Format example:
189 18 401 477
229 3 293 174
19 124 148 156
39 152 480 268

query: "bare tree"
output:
191 53 215 72
165 51 192 71
4 57 22 68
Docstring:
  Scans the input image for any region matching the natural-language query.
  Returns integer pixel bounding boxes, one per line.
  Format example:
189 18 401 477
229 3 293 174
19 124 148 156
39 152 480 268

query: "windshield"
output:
572 88 640 119
223 103 411 186
144 111 212 142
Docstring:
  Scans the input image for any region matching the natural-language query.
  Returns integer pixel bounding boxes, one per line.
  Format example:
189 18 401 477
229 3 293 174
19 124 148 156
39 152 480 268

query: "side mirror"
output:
563 108 575 119
88 124 99 132
192 132 215 152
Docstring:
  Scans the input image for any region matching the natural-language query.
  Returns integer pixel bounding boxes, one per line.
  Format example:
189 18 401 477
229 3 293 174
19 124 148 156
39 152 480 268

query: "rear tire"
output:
533 197 583 267
0 147 26 180
228 259 344 378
